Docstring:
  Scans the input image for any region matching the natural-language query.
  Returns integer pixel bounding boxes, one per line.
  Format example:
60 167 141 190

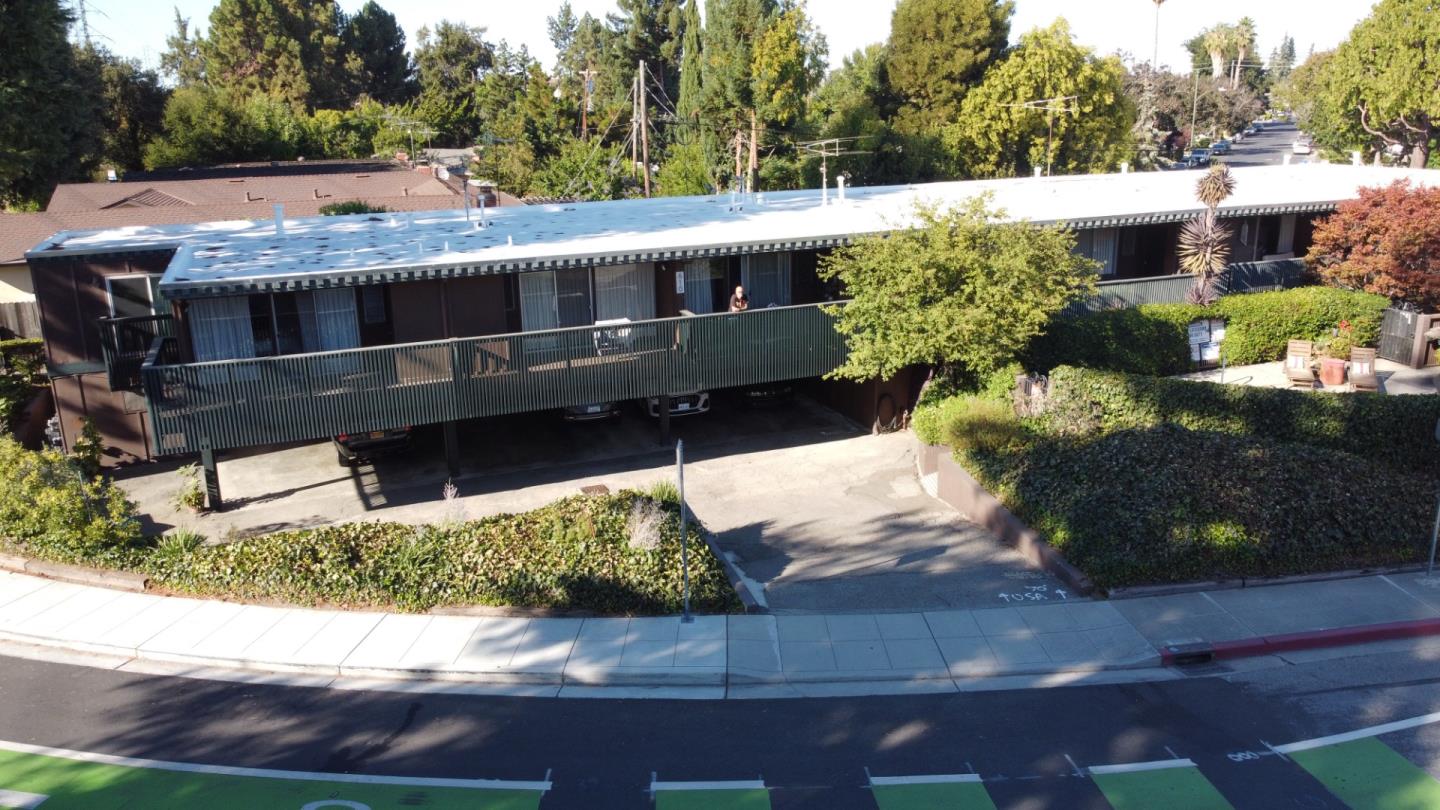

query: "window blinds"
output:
741 252 792 308
594 264 655 322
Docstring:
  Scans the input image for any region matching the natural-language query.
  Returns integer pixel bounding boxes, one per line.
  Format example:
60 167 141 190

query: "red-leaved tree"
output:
1309 180 1440 310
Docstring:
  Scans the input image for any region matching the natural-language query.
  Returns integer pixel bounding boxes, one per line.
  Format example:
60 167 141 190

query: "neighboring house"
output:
23 164 1439 504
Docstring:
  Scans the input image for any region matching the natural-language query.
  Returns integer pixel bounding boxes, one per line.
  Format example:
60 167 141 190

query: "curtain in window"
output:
555 268 593 327
188 296 256 362
1091 228 1119 276
312 288 360 351
742 252 792 308
519 271 558 331
594 264 655 322
683 260 720 314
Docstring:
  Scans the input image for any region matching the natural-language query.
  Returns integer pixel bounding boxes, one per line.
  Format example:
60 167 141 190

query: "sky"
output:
84 0 1376 78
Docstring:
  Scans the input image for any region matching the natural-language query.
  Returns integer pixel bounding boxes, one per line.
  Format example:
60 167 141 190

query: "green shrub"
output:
966 425 1435 588
937 397 1024 454
318 200 390 216
1046 366 1439 472
1024 287 1389 374
141 491 741 615
0 438 142 564
0 338 44 431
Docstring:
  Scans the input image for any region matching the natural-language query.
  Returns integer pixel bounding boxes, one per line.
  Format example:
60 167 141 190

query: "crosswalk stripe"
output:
1089 757 1196 775
869 773 983 785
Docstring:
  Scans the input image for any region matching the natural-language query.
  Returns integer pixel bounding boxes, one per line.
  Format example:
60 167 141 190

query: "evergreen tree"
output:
160 8 206 86
413 20 494 145
676 0 704 130
74 46 170 173
341 1 414 103
0 0 98 207
699 0 774 180
608 0 686 108
887 0 1012 130
200 0 345 108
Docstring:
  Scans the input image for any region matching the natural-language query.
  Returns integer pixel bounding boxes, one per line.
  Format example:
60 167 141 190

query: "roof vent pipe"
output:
1351 151 1362 166
1033 166 1043 178
273 204 285 237
837 175 846 203
1120 162 1129 174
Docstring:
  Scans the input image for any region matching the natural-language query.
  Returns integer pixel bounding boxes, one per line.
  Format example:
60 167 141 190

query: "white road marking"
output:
1063 754 1085 778
868 773 984 785
0 738 551 792
1088 758 1197 775
650 778 766 792
0 788 49 809
1273 710 1440 754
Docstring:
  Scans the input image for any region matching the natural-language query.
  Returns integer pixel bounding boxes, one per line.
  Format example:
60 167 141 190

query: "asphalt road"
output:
1219 121 1306 168
4 640 1440 808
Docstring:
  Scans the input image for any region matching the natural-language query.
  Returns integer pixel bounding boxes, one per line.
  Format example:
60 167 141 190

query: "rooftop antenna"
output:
799 137 869 205
999 95 1079 176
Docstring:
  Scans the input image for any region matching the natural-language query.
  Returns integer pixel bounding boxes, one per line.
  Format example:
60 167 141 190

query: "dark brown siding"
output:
51 371 151 463
656 261 682 316
388 280 447 343
444 276 507 337
30 250 173 369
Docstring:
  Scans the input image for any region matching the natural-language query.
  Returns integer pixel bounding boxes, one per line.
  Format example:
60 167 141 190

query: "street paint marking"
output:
868 773 984 785
0 788 48 809
1090 760 1235 810
0 738 551 792
1063 754 1085 778
867 770 998 810
1272 710 1440 754
650 775 770 810
1088 758 1196 775
1288 736 1440 810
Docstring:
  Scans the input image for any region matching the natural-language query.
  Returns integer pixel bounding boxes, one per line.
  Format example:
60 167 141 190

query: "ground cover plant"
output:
0 437 737 615
917 366 1440 590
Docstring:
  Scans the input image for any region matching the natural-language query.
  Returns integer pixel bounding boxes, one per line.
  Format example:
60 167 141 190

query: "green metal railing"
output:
1065 258 1310 315
141 302 849 455
98 314 175 391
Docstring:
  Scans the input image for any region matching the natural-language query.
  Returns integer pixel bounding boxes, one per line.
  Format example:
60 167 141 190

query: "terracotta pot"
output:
1319 357 1347 386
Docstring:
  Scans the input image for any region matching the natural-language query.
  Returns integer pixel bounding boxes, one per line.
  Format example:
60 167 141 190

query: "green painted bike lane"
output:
1089 761 1234 810
0 744 546 810
1289 737 1440 810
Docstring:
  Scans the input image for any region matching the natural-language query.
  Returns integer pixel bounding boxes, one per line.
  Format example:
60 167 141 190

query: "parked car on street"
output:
1211 139 1232 155
645 391 710 418
1292 139 1312 155
333 426 411 467
1186 148 1212 166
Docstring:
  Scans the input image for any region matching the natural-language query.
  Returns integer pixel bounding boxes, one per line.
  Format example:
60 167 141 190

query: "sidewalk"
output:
3 570 1440 697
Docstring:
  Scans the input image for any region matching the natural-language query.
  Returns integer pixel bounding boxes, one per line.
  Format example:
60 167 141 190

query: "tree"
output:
750 0 826 129
73 47 170 173
945 20 1135 179
200 0 345 108
341 1 414 103
1177 163 1236 305
676 0 704 129
1309 180 1440 310
1313 0 1439 168
160 8 206 86
656 138 712 195
0 0 98 207
886 0 1012 130
1268 33 1296 81
700 0 776 168
143 85 311 168
528 136 629 200
608 0 686 110
1230 17 1256 88
818 197 1097 381
413 21 494 144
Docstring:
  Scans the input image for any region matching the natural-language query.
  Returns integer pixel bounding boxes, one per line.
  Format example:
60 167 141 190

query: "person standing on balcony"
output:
728 285 749 313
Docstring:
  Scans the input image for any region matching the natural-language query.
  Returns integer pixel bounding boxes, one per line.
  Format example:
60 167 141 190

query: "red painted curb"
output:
1160 617 1440 666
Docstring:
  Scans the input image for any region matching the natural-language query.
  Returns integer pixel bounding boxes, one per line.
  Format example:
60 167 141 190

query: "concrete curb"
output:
1159 617 1440 666
0 554 148 592
1110 565 1429 600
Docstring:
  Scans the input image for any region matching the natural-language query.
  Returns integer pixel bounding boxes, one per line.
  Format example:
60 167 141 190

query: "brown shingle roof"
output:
46 167 457 212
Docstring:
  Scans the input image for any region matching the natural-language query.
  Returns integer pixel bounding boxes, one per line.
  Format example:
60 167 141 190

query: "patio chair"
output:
1350 346 1380 393
1285 340 1315 389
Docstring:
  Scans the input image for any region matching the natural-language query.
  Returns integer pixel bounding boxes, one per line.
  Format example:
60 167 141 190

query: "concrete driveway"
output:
116 394 1058 613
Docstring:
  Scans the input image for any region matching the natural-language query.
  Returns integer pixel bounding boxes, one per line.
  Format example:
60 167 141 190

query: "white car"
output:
1292 140 1312 155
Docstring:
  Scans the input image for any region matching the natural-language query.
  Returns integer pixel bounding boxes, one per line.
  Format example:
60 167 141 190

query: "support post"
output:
443 421 460 478
201 447 222 512
658 394 671 445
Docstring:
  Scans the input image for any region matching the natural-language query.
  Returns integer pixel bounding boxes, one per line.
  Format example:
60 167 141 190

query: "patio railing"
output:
141 301 849 455
98 314 176 391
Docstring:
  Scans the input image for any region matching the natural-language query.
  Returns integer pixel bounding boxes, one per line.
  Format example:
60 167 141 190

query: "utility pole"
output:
733 129 744 187
639 61 652 197
630 73 640 178
579 68 597 140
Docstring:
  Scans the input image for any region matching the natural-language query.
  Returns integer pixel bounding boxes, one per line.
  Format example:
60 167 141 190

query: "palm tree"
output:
1152 0 1165 70
1202 26 1230 82
1178 163 1237 304
1231 17 1256 88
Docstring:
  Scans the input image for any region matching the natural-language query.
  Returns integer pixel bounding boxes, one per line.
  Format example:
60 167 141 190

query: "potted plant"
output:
1315 321 1356 386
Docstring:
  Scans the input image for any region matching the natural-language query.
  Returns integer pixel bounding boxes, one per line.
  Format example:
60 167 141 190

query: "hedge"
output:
0 338 44 430
141 491 741 615
965 425 1436 588
0 438 143 565
1024 287 1389 375
1045 365 1440 472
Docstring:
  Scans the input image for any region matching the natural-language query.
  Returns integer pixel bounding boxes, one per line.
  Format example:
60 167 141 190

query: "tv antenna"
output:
799 137 869 203
1000 95 1079 176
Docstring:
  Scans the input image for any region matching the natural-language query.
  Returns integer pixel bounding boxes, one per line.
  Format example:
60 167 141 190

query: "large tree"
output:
945 20 1134 179
886 0 1012 130
1314 0 1439 168
818 197 1097 381
0 0 98 207
413 21 494 145
160 9 206 86
341 1 414 104
1309 180 1440 310
73 47 170 173
675 0 704 130
200 0 345 108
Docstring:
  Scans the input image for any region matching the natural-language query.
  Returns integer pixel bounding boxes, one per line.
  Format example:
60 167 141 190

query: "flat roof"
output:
27 164 1440 300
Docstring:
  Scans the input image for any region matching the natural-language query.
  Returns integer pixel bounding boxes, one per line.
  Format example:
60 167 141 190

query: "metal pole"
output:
1427 494 1439 578
677 440 692 623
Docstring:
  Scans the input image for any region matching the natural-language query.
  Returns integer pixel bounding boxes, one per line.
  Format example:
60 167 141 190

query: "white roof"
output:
26 164 1439 299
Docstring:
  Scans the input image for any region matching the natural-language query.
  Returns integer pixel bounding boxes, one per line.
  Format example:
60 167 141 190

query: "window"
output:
187 291 361 363
105 274 167 318
360 285 387 325
741 253 792 308
682 260 726 314
594 264 655 322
